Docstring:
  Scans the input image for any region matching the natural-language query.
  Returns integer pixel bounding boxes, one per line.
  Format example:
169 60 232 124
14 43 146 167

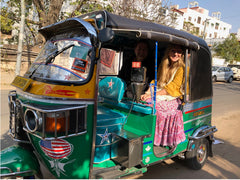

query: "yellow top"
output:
163 66 184 97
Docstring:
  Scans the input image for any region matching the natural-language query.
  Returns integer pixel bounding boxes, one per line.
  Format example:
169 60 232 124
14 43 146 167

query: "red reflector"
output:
132 61 141 68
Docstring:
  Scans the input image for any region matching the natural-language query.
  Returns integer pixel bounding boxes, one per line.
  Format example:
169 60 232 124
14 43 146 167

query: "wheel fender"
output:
0 145 40 178
187 125 217 156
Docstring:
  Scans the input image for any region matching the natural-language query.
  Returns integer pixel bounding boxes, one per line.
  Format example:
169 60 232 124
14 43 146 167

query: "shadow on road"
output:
213 81 240 93
1 131 17 150
141 138 240 179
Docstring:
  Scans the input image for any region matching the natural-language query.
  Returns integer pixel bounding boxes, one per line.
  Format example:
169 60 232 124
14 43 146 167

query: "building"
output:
237 28 240 41
171 1 232 45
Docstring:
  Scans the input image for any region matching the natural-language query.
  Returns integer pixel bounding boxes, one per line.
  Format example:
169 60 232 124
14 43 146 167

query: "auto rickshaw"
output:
0 10 217 179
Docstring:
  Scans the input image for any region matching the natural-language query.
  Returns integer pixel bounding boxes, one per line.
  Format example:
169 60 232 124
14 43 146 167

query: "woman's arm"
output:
141 67 184 101
163 67 184 97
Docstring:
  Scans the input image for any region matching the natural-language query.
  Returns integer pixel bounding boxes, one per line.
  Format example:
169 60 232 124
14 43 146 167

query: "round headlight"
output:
24 109 42 132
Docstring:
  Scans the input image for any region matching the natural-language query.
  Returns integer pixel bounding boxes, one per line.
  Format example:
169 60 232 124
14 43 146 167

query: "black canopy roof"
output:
39 10 209 51
80 11 209 51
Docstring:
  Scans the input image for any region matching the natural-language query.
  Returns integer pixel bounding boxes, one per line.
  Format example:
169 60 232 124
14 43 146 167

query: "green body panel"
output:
183 100 212 138
124 113 154 136
0 145 40 177
16 94 95 179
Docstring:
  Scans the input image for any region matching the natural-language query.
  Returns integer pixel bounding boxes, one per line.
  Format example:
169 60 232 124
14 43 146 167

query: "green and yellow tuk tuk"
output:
0 10 217 179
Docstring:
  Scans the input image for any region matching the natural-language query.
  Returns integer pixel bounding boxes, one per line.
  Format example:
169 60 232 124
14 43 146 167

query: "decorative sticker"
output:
100 48 116 68
132 61 141 68
108 79 114 89
145 145 151 152
70 46 88 59
71 58 88 73
145 157 150 163
40 139 73 159
97 128 111 145
44 85 76 97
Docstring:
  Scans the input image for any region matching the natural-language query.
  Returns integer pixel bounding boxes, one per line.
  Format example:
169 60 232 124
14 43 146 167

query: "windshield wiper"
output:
45 44 75 65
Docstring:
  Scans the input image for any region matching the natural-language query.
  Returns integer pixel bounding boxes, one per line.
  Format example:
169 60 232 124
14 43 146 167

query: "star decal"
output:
97 128 111 145
145 157 150 163
145 145 151 152
107 79 114 89
49 159 75 177
85 88 91 95
64 75 71 80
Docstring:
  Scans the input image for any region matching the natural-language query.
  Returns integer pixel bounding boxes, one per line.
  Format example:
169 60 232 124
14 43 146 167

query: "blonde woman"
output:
141 44 186 147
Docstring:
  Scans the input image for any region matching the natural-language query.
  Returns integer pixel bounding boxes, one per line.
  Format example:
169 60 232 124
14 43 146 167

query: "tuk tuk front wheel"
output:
185 138 209 170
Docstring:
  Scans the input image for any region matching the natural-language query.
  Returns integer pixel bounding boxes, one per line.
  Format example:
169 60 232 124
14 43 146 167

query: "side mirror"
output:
98 28 114 43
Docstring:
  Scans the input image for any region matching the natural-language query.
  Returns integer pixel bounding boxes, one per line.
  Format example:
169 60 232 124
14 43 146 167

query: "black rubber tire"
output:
228 76 233 83
212 76 217 82
185 138 209 170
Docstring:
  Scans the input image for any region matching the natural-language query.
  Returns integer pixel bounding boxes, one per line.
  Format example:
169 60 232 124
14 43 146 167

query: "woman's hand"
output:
141 93 151 101
141 89 169 101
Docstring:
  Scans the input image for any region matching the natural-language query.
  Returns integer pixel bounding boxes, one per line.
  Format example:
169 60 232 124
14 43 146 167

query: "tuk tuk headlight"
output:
24 109 42 132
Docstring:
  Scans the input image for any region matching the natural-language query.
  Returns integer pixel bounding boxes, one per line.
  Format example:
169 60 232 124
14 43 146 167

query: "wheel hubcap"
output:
197 144 206 164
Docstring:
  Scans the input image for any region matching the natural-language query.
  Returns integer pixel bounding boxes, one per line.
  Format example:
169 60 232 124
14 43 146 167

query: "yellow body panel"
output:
23 66 97 99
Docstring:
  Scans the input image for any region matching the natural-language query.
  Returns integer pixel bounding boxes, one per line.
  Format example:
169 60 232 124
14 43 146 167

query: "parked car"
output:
212 66 233 83
227 64 240 80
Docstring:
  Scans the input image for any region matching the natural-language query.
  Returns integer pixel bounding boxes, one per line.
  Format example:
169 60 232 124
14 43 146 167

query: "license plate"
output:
11 76 32 91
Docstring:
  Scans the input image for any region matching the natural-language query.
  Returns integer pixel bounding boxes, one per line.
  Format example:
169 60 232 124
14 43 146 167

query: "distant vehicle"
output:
227 64 240 80
212 66 233 83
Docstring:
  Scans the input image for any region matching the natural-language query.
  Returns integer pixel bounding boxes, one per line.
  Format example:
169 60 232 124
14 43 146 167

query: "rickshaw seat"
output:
99 76 152 115
99 76 126 102
95 105 126 163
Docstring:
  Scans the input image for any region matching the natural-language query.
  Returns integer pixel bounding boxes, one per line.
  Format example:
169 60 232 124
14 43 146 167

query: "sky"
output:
169 0 240 33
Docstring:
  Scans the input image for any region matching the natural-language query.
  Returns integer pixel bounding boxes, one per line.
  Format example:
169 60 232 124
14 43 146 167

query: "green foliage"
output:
1 0 176 46
0 7 15 34
213 34 240 62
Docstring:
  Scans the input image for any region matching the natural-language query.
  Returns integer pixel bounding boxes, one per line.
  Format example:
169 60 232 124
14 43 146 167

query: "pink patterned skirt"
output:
147 98 186 147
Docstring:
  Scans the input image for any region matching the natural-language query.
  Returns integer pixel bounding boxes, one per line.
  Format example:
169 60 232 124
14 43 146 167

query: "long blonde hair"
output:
157 45 185 88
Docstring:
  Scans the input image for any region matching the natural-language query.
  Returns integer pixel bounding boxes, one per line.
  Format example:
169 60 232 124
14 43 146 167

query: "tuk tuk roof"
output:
39 10 209 51
80 11 209 51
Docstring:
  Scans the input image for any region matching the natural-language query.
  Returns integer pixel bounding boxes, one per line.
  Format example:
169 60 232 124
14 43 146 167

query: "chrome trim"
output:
21 103 88 140
0 167 33 178
24 109 40 132
188 125 217 140
187 125 218 151
21 103 87 113
23 127 87 140
9 137 31 144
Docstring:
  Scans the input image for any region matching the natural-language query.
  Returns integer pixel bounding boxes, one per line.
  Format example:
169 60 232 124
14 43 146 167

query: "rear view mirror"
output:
99 28 114 43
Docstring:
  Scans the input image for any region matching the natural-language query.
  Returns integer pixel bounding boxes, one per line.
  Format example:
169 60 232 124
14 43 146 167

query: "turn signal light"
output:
45 112 69 132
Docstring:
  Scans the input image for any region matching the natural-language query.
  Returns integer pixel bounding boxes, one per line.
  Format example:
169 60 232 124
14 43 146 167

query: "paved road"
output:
1 81 240 178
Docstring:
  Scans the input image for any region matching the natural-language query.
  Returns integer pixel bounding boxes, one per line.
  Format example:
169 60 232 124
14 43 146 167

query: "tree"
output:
1 0 177 46
0 7 15 35
213 34 240 63
1 0 109 45
107 0 177 27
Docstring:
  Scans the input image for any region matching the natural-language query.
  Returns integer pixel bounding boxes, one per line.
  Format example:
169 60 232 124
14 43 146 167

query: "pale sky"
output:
169 0 240 33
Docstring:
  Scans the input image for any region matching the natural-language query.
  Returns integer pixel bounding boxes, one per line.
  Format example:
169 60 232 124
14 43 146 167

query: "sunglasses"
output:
170 49 183 54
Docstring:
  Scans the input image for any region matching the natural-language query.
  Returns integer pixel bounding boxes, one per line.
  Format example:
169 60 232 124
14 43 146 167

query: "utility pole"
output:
15 0 25 75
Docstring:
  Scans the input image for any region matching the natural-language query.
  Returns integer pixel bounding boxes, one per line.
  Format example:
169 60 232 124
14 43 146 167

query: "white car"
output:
227 64 240 80
212 66 233 83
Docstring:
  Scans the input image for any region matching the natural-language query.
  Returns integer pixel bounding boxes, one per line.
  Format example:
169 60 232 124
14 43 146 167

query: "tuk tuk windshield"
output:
24 36 93 82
